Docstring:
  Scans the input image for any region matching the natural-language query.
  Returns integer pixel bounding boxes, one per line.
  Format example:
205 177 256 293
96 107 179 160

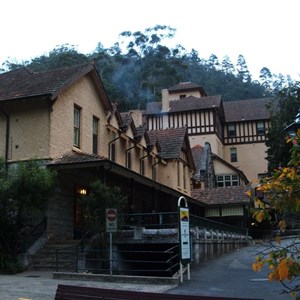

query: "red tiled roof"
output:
49 150 106 166
147 127 187 159
0 64 112 113
170 95 221 112
144 95 222 115
0 64 95 101
120 112 133 128
192 186 251 205
224 98 275 122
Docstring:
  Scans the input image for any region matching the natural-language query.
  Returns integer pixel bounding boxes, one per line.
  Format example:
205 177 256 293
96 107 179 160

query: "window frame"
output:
230 147 237 162
126 151 132 169
256 121 265 135
216 174 239 187
92 116 99 155
227 123 236 138
74 106 81 148
177 161 181 187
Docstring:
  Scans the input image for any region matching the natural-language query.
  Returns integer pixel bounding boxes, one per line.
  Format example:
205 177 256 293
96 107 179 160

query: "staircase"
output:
29 240 80 271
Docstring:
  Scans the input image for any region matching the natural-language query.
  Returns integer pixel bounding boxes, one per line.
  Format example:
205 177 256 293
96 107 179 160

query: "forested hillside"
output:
1 25 294 112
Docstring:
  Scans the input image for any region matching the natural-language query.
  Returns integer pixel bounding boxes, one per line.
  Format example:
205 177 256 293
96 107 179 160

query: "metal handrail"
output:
55 244 179 276
122 211 248 235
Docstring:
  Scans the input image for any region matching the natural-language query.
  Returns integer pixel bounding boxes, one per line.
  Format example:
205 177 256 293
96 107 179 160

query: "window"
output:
230 148 237 162
179 94 186 99
152 163 157 181
140 158 145 175
216 174 239 187
177 161 181 186
126 151 132 169
257 121 265 135
74 106 81 148
93 117 99 154
110 143 115 162
183 165 187 189
228 123 236 138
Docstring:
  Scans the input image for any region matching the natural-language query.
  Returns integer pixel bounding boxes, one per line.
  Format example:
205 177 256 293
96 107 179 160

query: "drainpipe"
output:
0 106 9 171
139 152 149 175
151 158 161 181
108 134 120 160
125 144 136 168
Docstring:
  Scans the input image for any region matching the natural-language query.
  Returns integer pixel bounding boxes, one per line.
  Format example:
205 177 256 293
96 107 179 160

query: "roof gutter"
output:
0 106 9 170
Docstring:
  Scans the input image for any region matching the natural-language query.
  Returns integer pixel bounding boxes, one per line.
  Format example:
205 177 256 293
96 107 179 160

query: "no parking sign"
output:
106 208 117 232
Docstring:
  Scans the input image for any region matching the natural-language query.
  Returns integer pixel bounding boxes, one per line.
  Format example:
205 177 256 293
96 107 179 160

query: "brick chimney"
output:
161 89 169 112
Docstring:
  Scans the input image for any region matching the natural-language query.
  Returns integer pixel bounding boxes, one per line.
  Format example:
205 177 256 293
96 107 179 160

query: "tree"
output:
1 24 277 109
206 54 220 70
236 54 251 83
251 129 300 299
221 55 235 75
259 67 273 93
81 180 127 236
266 82 300 171
0 159 56 257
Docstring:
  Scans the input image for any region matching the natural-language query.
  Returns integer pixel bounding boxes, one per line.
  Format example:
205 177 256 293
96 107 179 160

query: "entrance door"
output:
74 187 87 239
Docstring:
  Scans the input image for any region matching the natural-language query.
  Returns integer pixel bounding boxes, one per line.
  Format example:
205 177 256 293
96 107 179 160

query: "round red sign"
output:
107 209 117 221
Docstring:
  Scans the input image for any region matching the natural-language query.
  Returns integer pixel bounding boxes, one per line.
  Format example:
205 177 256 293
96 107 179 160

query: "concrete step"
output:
29 240 81 271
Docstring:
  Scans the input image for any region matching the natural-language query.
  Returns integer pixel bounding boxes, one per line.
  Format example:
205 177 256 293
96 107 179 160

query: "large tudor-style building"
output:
143 82 275 183
0 63 276 242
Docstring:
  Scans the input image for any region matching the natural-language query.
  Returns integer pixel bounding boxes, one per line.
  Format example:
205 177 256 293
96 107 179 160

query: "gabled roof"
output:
168 82 207 96
119 111 138 136
147 127 188 160
212 153 249 184
224 98 275 122
192 186 251 205
136 125 151 144
0 63 112 110
144 95 222 115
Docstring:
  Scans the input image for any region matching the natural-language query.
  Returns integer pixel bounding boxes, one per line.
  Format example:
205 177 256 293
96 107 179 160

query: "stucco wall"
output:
224 143 268 182
169 90 201 101
189 134 224 159
2 100 50 162
50 76 108 158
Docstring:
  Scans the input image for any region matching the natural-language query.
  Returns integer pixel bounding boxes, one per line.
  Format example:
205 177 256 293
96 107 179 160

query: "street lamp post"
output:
284 110 300 137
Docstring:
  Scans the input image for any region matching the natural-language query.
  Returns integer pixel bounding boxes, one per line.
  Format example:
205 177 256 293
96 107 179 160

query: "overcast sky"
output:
1 0 299 81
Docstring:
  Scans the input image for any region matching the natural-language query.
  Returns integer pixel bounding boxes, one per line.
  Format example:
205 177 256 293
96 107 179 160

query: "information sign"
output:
179 206 191 262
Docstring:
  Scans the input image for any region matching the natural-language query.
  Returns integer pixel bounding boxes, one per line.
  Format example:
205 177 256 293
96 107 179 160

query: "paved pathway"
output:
166 243 291 300
0 243 293 300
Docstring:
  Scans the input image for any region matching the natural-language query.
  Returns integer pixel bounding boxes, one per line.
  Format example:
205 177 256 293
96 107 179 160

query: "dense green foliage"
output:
252 130 300 299
2 25 292 111
266 82 300 171
81 180 127 236
0 159 56 258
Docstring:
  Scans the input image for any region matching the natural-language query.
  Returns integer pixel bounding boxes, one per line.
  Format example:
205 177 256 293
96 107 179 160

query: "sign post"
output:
178 196 191 282
106 208 117 275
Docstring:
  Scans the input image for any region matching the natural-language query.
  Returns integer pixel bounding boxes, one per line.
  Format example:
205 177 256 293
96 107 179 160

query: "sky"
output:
1 0 299 81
